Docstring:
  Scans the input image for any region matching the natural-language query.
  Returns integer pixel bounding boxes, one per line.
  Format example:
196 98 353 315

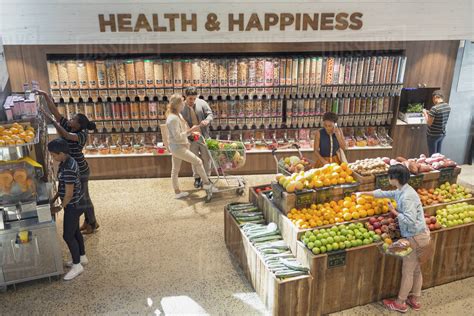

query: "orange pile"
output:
0 123 35 146
287 195 395 229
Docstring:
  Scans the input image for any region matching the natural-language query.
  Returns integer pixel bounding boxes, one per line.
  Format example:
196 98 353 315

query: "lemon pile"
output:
0 123 36 146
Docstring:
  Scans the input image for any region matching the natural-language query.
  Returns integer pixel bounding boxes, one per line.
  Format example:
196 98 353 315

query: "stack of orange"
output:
308 162 355 188
287 195 395 229
0 123 35 147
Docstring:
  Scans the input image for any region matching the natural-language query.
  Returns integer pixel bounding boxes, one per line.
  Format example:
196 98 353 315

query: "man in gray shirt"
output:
181 87 214 188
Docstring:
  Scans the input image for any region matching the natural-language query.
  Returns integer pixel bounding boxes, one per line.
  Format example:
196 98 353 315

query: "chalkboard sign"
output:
342 183 360 197
408 174 424 189
375 174 392 190
328 250 347 268
315 187 331 204
295 191 314 208
439 167 455 185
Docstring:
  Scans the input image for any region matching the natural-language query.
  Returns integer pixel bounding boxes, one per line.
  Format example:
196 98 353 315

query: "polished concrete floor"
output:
0 174 473 315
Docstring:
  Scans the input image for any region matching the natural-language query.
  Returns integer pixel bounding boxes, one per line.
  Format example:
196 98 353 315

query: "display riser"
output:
224 209 311 316
243 188 474 315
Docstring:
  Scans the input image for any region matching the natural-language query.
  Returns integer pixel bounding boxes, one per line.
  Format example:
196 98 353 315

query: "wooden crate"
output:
423 197 474 216
296 241 385 315
224 207 311 316
249 184 272 210
420 167 462 189
261 193 311 255
272 182 360 215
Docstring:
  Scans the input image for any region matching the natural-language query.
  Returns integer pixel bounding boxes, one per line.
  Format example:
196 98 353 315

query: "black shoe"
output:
194 178 202 188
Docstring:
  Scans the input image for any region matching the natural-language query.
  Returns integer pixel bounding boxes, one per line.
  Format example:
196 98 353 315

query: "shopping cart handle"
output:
271 147 278 156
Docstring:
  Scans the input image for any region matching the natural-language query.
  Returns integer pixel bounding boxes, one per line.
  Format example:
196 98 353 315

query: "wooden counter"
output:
86 146 393 180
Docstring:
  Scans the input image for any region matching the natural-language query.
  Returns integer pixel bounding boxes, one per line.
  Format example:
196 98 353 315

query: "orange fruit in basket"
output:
19 132 27 139
9 127 19 134
338 177 346 184
2 129 12 136
359 210 368 218
343 200 352 208
343 213 352 221
7 140 16 146
16 140 24 145
331 178 338 185
356 197 366 205
323 179 331 186
24 136 33 143
352 211 360 220
346 176 354 183
340 162 348 170
11 135 20 141
367 209 375 216
346 169 353 176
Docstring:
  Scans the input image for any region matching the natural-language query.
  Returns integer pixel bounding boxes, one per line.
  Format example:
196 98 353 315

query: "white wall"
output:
0 0 473 45
444 41 474 164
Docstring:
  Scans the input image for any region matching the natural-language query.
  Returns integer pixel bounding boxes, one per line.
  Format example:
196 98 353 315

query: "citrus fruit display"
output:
287 195 396 229
0 123 36 147
275 162 356 193
300 222 380 255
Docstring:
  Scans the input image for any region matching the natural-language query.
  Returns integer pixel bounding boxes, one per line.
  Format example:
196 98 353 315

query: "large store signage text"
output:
98 12 363 33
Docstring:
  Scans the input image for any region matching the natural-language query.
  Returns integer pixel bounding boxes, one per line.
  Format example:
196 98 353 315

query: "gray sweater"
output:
166 113 189 146
181 98 213 138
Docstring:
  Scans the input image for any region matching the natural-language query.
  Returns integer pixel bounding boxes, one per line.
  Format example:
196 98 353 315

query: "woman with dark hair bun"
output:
35 90 99 234
313 112 347 167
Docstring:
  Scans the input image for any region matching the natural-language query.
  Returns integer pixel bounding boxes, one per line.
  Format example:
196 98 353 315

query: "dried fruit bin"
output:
224 206 311 316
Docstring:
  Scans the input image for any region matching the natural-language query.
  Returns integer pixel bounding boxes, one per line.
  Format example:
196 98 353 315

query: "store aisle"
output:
0 175 473 315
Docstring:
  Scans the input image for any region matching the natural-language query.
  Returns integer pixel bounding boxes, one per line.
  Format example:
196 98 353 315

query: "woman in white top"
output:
166 94 215 199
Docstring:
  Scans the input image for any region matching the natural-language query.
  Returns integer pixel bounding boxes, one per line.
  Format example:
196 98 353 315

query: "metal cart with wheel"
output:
203 137 247 202
272 143 315 176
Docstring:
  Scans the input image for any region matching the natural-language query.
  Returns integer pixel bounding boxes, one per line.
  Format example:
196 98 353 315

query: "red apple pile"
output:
424 215 442 231
255 186 272 194
365 213 401 244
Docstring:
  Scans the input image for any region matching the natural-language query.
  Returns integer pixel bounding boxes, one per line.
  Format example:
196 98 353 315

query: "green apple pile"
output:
434 182 472 203
300 222 381 255
436 202 474 228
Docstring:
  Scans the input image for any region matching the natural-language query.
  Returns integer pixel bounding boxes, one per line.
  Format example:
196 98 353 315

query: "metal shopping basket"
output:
200 136 247 202
272 144 315 176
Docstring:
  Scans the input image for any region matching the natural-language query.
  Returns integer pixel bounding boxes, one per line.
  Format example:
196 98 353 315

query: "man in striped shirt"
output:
423 91 451 156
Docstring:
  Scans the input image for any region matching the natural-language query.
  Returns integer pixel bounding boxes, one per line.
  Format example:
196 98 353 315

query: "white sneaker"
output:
66 255 88 268
64 263 84 281
175 192 189 199
203 184 219 193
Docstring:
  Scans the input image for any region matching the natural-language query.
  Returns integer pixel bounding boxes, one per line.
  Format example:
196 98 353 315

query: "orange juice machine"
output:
0 115 63 289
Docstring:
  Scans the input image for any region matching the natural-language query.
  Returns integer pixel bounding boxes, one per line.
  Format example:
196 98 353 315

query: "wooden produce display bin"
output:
423 197 474 217
261 193 311 255
352 166 461 192
249 184 272 211
271 182 359 216
296 241 384 315
224 207 311 316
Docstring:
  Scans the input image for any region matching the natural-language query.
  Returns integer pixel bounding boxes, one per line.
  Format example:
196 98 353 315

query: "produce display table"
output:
225 184 474 315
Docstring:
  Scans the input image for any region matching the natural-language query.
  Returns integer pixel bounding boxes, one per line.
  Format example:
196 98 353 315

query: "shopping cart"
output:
272 144 315 176
202 136 247 202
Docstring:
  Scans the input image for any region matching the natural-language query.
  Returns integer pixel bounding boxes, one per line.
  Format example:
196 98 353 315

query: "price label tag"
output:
439 167 455 185
375 174 392 190
146 88 156 99
295 191 314 208
408 174 424 189
315 187 331 204
327 250 346 268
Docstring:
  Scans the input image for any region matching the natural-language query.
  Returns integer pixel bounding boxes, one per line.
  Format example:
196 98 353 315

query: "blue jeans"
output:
427 135 445 156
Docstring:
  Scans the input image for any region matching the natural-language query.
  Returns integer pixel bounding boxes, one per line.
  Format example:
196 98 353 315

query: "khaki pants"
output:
190 141 212 179
170 144 209 191
399 230 431 301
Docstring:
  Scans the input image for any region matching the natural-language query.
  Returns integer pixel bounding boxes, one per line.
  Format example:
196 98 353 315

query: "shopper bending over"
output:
313 112 347 167
166 94 217 199
181 87 213 188
48 139 88 281
359 164 430 313
35 89 99 234
423 90 451 156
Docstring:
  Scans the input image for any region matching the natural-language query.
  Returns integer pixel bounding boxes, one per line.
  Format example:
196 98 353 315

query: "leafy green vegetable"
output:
206 139 220 151
407 103 424 113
